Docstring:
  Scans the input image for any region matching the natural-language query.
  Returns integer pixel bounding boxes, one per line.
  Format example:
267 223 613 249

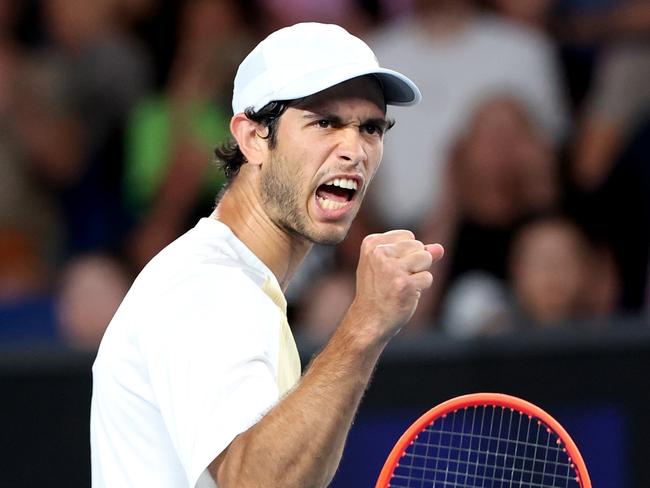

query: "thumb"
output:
425 243 445 262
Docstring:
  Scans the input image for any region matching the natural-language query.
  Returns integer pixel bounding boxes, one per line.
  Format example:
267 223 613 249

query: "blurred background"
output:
0 0 648 486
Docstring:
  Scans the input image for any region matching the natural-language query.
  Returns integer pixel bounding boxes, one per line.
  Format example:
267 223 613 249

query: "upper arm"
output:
140 266 282 486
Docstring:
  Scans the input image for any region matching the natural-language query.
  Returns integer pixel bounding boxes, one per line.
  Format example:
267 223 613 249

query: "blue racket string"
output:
388 405 580 488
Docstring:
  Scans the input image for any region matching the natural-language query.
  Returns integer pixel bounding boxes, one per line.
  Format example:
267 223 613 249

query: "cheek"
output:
366 145 383 180
285 135 329 171
269 142 303 178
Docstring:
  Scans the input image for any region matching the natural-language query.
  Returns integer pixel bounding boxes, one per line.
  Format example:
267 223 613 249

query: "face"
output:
259 77 387 245
456 97 555 228
511 220 588 324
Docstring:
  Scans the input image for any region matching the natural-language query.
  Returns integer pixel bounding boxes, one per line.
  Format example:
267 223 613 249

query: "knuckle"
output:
419 272 434 289
362 233 378 245
373 244 395 259
370 245 384 258
398 229 416 240
401 240 424 253
361 234 380 251
406 252 431 273
385 229 415 240
408 246 428 262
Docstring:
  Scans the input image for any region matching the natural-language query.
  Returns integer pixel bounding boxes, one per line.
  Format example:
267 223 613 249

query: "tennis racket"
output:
375 392 591 487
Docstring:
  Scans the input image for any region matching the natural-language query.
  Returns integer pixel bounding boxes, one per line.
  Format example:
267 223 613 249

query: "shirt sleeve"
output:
139 264 282 487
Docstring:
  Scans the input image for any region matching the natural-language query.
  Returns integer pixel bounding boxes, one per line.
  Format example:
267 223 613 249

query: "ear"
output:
230 113 269 167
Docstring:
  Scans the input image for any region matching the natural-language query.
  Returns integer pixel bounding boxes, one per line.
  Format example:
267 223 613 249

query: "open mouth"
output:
315 178 358 210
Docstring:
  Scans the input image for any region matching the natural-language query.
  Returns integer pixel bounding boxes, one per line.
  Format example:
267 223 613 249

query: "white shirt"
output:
91 218 301 487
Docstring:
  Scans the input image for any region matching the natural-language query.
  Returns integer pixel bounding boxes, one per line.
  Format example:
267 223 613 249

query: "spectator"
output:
10 52 110 255
441 213 619 336
571 43 650 192
123 0 251 269
56 254 131 350
367 0 569 232
560 0 650 312
42 0 152 152
440 271 511 338
18 0 153 256
0 35 62 345
416 95 559 327
0 39 62 265
0 130 62 291
508 214 618 327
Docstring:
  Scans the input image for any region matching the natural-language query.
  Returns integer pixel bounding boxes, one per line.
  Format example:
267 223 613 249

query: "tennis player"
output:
91 22 444 488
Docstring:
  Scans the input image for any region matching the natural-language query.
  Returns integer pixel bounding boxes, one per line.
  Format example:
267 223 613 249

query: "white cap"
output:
232 22 422 114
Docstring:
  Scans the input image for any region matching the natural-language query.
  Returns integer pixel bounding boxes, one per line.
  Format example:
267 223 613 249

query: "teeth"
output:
317 196 348 210
325 178 358 191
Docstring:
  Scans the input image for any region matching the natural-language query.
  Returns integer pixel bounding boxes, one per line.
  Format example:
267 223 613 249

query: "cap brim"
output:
372 68 422 107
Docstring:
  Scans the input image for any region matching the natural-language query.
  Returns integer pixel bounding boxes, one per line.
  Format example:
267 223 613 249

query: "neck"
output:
211 176 312 291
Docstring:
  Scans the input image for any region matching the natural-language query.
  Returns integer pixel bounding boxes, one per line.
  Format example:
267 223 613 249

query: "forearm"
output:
213 313 385 488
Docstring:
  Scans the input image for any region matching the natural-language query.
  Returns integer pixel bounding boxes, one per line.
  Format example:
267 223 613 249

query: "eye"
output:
317 119 332 129
361 124 383 136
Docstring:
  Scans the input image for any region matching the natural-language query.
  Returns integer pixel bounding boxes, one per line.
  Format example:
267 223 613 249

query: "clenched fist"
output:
348 230 444 342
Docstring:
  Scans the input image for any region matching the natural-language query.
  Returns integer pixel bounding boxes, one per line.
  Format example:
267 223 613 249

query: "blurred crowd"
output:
0 0 648 349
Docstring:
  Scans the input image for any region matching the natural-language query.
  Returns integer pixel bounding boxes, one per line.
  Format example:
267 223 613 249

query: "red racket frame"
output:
375 392 591 488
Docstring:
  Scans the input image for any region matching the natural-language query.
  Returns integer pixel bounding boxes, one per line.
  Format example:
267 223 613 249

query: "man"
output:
91 22 444 487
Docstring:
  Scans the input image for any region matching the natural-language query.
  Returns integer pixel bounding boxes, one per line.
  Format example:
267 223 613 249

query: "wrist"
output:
336 302 392 352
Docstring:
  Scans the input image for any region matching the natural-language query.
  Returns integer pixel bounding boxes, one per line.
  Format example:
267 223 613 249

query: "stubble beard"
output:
260 152 349 246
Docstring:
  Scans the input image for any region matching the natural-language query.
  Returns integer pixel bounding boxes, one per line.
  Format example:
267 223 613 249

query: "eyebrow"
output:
302 111 392 131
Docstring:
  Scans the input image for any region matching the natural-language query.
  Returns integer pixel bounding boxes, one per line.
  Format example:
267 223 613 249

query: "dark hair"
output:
214 101 294 183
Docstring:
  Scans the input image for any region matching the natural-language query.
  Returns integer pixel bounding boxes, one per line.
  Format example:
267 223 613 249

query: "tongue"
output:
316 185 349 202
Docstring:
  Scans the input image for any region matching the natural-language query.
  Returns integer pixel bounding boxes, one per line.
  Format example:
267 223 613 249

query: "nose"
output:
336 126 367 165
